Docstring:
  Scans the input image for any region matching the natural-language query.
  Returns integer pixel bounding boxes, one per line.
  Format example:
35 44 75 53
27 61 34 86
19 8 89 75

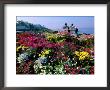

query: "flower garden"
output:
16 31 94 74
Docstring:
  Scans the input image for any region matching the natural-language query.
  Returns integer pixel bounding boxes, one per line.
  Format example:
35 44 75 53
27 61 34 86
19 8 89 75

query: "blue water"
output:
78 28 94 34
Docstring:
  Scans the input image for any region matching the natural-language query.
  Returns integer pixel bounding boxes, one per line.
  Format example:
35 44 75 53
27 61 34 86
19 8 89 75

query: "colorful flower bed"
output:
16 31 94 74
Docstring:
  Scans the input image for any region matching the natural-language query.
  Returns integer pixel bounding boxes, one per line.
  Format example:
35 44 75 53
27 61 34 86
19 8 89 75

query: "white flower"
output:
38 57 47 64
17 53 28 63
34 60 42 69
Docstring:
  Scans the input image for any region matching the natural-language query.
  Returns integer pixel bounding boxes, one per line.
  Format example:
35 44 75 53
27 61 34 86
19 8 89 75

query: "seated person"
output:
69 24 75 31
63 23 69 31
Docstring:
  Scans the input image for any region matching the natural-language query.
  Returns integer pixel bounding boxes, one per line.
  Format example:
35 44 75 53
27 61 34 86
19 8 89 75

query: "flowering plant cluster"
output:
16 31 94 74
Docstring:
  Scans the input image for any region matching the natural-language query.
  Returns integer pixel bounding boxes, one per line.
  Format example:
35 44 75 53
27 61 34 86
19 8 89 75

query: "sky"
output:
17 16 94 31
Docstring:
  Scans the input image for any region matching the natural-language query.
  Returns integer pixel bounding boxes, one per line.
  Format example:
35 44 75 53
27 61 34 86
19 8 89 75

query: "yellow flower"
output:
39 49 51 58
45 32 59 41
22 46 28 50
39 54 41 57
75 51 89 60
16 45 28 52
41 54 45 57
75 51 80 56
16 45 22 52
45 50 50 54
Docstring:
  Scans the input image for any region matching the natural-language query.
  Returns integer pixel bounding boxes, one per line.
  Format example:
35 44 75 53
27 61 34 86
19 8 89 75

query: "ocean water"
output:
79 28 94 34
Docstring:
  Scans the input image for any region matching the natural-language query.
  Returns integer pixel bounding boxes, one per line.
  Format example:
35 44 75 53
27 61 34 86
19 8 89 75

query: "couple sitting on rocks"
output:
63 23 79 37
